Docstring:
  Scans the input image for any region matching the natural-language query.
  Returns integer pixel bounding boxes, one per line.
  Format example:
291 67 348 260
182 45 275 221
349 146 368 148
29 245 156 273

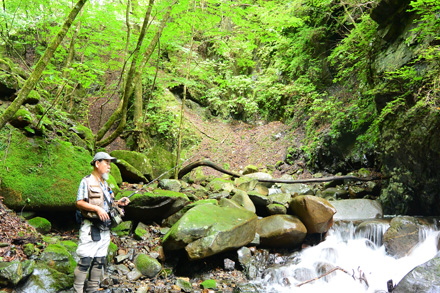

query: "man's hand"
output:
96 207 110 222
117 197 130 206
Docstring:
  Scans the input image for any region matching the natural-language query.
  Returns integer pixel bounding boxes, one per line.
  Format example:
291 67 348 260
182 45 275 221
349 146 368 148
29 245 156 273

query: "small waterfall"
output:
253 219 440 293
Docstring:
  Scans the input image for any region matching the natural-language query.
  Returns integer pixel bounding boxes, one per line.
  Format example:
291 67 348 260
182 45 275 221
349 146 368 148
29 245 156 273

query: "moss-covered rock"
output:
162 204 257 260
111 221 133 237
145 145 176 179
15 262 73 292
134 222 150 241
0 127 92 211
110 162 123 186
25 90 41 105
206 178 234 193
107 241 118 264
111 150 153 180
135 254 162 278
40 244 76 275
201 279 216 290
114 158 148 184
10 107 33 128
28 217 51 234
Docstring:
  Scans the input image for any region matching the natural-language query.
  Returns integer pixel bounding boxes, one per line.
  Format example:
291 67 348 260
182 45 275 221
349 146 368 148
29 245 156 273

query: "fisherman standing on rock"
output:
73 152 130 293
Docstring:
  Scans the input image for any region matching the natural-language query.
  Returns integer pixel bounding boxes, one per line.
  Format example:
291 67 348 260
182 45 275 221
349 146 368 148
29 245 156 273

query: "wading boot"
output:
73 266 88 293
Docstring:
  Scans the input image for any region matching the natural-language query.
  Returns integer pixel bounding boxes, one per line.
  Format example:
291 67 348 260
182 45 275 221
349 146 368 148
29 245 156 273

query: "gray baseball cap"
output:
90 152 117 166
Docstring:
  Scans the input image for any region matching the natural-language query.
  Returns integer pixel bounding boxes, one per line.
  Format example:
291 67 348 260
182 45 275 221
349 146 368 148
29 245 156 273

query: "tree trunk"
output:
0 0 88 130
175 0 196 179
95 0 154 148
97 2 174 148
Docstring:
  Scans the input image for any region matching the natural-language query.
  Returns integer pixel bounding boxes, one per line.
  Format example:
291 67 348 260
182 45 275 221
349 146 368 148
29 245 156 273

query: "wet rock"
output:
268 193 291 206
163 199 218 227
135 254 162 278
289 195 336 234
355 219 390 246
231 191 256 213
266 203 287 215
257 214 307 248
163 204 257 260
332 199 383 220
219 197 249 210
281 183 314 195
383 216 425 258
254 183 269 196
159 179 182 192
393 253 440 292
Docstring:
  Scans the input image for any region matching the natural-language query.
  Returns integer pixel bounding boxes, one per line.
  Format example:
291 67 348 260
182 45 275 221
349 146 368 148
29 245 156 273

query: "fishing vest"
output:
81 174 114 219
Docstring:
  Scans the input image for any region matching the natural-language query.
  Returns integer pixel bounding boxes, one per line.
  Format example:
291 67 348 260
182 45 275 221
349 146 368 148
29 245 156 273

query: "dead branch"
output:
296 266 351 287
177 159 389 183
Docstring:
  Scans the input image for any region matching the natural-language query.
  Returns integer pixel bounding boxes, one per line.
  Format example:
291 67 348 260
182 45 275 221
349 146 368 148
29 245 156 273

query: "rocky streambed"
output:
1 168 439 292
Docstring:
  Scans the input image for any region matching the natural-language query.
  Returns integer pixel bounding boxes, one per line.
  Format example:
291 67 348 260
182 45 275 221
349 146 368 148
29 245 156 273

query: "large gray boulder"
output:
394 253 440 292
257 214 307 248
383 216 426 258
0 260 35 286
332 199 383 220
15 263 73 292
162 204 257 260
289 195 336 234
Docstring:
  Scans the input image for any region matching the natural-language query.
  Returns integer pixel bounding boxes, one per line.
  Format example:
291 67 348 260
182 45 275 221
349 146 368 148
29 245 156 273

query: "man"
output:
73 152 130 293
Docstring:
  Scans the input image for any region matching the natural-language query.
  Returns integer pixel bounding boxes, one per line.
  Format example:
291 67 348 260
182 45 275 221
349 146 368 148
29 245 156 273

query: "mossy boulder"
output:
111 150 153 180
25 90 41 105
135 254 162 278
145 145 176 179
111 221 133 237
107 174 120 196
123 189 189 222
163 199 218 227
40 244 76 274
28 217 51 234
110 162 123 185
10 107 33 128
201 279 216 290
107 241 118 264
257 214 307 248
134 222 150 241
207 178 234 193
162 204 257 260
0 260 35 286
113 158 148 184
15 262 73 292
69 124 94 150
0 127 92 211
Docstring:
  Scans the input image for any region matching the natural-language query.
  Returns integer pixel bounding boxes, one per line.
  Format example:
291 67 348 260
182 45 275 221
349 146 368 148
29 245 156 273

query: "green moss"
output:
110 162 122 185
119 189 189 202
0 127 92 210
107 174 120 196
111 221 132 237
13 108 33 122
107 241 118 264
41 244 76 274
61 240 78 256
28 217 51 234
135 254 162 278
201 279 216 289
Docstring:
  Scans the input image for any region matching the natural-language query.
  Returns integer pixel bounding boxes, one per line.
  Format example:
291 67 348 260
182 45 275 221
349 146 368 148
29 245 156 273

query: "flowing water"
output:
253 219 440 293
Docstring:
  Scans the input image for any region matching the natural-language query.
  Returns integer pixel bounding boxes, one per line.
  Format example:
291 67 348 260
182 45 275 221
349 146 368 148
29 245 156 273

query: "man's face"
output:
96 159 111 176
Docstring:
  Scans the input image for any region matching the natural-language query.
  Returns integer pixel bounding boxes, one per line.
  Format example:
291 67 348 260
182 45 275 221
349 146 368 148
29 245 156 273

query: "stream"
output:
252 219 440 292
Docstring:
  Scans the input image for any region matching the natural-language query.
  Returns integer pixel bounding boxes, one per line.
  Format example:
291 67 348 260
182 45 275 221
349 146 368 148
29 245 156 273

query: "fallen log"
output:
178 159 388 183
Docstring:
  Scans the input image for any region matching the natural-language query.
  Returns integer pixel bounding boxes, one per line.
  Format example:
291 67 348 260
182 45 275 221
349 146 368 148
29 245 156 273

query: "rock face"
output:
394 253 440 293
289 195 336 234
257 214 307 248
383 216 425 258
162 204 257 260
0 127 92 211
331 199 383 220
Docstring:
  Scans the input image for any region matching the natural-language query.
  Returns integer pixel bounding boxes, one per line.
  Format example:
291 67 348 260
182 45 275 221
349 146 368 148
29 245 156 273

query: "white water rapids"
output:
254 220 440 293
